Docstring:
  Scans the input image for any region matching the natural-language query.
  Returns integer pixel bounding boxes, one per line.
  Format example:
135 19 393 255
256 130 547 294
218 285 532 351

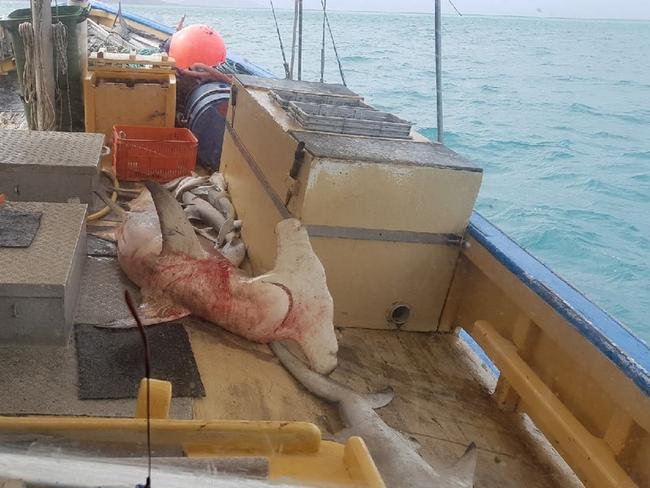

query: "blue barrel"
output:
185 82 231 170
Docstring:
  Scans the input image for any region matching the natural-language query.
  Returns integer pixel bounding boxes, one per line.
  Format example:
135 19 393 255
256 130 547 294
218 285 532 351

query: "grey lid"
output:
291 130 482 173
0 130 104 175
235 74 359 97
0 201 87 296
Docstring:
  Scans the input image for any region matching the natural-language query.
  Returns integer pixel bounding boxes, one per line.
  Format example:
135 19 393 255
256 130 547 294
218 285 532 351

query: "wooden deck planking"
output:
187 319 582 488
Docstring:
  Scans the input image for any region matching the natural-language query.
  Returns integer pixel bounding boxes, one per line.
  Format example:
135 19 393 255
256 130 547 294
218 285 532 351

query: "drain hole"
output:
389 304 411 327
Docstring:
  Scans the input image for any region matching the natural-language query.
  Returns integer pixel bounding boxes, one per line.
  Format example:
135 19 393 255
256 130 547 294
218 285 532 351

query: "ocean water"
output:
1 4 648 343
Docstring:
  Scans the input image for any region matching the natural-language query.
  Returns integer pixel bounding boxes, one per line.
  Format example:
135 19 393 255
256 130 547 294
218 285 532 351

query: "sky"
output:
266 0 650 20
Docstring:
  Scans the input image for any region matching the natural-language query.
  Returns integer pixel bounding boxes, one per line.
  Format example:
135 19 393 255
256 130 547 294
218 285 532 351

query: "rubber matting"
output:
75 324 205 400
0 209 42 247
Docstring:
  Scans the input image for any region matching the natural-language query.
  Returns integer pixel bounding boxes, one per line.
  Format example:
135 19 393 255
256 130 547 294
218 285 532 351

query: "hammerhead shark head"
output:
110 181 338 374
271 342 478 488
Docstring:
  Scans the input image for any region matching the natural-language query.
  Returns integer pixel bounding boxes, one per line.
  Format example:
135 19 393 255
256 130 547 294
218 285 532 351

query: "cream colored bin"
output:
222 76 482 331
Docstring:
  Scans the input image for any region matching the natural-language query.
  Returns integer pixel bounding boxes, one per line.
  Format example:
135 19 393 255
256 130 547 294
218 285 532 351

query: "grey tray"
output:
269 89 366 109
288 101 412 139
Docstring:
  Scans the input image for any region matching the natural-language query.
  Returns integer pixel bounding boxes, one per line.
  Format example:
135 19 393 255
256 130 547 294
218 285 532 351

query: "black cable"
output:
319 0 346 86
448 0 463 16
269 0 290 78
125 290 152 488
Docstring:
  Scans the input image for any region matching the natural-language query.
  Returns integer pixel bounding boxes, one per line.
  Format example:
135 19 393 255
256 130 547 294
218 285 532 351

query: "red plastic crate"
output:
112 125 198 182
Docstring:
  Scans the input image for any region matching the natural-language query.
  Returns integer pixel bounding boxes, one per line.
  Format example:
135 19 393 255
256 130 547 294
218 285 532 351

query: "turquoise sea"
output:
2 3 649 343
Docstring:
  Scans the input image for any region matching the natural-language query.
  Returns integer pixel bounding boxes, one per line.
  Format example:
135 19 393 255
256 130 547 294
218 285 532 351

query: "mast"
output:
31 0 56 130
297 0 303 80
434 0 443 143
289 0 298 79
320 0 326 82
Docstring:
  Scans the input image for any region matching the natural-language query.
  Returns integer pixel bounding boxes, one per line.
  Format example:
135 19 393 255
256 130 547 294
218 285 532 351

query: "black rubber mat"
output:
0 209 42 247
75 324 205 400
87 234 117 257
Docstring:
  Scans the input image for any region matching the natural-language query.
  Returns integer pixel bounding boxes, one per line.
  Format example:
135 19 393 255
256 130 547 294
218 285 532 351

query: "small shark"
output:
271 343 478 488
107 181 339 374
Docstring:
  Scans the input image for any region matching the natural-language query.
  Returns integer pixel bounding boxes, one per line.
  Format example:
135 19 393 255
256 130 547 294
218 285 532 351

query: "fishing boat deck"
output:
0 235 581 488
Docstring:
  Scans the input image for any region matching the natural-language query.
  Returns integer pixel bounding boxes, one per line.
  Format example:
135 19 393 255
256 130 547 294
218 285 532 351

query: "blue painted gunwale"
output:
89 1 276 78
468 211 650 397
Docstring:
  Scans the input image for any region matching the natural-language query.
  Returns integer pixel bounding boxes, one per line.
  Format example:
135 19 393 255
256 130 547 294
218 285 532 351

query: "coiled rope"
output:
18 22 38 128
17 15 70 131
19 21 57 130
53 21 72 131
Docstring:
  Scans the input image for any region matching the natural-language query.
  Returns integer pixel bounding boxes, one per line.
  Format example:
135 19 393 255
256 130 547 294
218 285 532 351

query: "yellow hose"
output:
87 170 119 222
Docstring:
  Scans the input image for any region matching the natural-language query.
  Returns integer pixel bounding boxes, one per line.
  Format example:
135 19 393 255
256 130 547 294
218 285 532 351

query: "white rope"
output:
18 22 37 128
19 20 56 130
53 21 72 131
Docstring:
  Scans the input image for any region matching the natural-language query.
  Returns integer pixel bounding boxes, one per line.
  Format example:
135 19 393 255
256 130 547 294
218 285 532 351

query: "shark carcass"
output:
110 181 339 375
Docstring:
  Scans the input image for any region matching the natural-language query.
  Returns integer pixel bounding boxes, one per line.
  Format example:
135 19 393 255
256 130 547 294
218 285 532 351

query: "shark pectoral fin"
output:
444 442 478 488
364 386 395 409
94 294 190 329
137 293 191 325
88 230 117 243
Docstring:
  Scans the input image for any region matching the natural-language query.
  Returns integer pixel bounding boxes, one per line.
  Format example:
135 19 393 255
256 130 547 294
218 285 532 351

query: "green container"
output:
0 6 88 131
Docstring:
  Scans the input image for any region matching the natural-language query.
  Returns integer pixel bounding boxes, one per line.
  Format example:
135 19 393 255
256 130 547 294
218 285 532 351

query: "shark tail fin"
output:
145 181 205 259
445 442 478 488
364 386 394 409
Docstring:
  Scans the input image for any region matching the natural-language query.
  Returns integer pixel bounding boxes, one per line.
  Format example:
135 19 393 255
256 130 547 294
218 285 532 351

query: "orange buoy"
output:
169 24 227 69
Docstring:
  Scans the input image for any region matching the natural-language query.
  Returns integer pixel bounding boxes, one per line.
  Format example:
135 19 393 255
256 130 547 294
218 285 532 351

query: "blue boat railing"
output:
444 211 649 487
468 210 649 396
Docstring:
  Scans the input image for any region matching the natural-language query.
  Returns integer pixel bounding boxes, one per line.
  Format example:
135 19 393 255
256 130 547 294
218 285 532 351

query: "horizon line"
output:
143 2 650 22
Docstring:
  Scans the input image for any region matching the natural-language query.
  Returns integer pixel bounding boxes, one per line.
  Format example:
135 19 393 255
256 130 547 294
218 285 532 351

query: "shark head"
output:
271 218 340 375
299 316 339 375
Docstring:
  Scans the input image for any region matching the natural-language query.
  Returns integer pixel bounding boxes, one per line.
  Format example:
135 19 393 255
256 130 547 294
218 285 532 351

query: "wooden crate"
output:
83 52 176 166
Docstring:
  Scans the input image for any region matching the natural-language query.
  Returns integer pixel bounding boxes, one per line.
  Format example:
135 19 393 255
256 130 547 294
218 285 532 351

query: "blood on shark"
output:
110 180 339 375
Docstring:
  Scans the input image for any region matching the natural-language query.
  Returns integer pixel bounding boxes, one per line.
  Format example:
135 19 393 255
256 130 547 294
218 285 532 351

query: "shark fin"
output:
96 292 191 328
444 442 478 488
364 386 395 409
88 230 117 243
145 181 206 259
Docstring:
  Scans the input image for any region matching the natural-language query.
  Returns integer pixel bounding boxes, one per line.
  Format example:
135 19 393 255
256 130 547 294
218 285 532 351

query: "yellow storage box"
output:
222 75 482 331
83 52 176 157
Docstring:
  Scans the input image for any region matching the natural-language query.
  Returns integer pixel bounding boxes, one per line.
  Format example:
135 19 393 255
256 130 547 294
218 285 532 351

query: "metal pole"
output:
31 0 56 130
434 0 443 143
320 0 326 82
297 0 303 81
289 0 298 79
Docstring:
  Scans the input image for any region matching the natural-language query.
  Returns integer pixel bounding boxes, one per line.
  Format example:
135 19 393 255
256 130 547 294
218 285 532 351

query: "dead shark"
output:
270 342 478 488
110 181 338 374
